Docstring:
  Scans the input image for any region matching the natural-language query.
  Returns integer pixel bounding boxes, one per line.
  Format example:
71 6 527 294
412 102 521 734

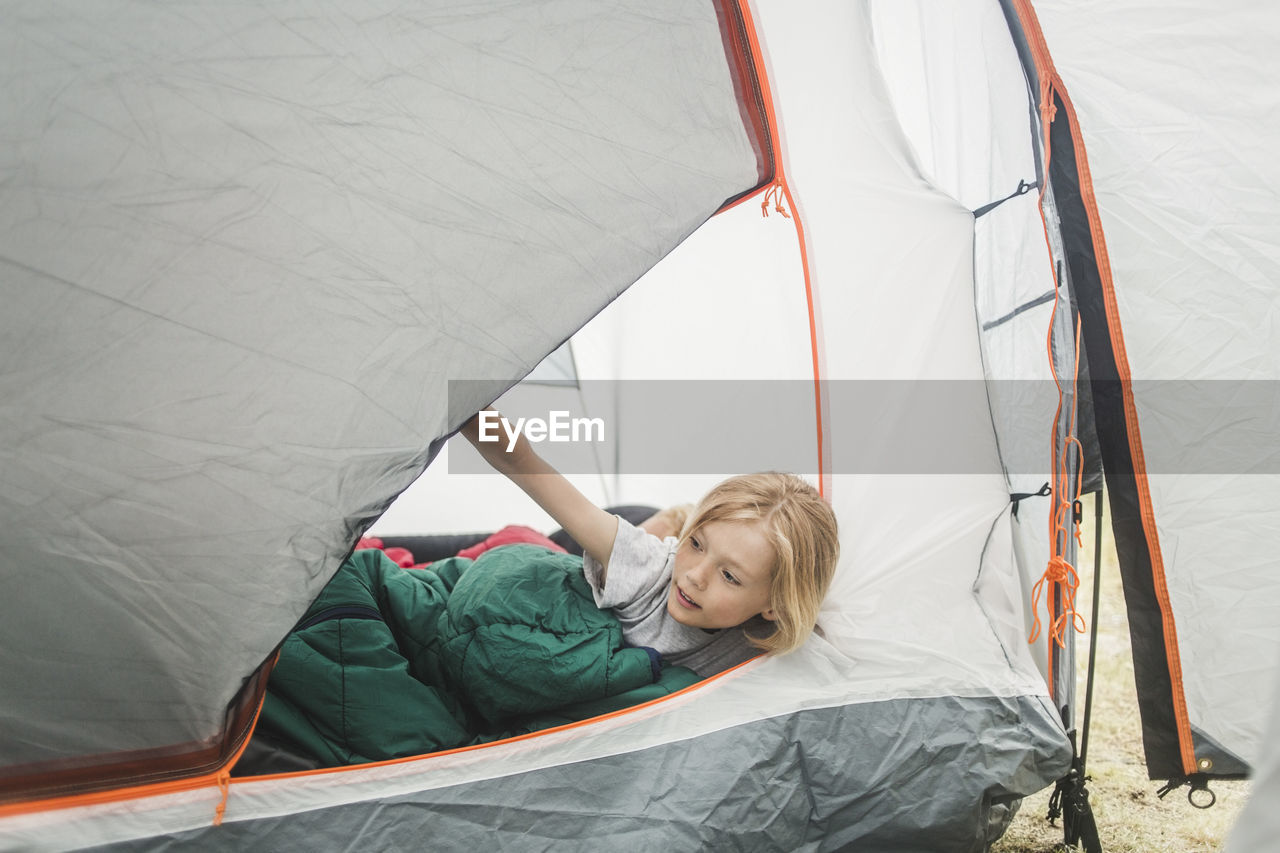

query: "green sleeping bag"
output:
254 545 700 767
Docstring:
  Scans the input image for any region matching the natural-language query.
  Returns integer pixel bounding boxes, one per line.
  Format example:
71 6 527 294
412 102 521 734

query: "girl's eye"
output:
721 569 739 585
690 536 703 551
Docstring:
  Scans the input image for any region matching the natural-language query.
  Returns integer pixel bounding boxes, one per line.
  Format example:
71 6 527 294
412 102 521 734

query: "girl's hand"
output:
460 410 618 573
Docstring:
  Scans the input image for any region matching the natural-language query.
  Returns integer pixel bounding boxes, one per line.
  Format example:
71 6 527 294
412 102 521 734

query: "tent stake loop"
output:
1155 774 1217 809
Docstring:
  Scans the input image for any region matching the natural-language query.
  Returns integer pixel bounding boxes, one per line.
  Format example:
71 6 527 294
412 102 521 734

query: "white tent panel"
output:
1147 473 1280 763
750 0 1050 698
1227 661 1280 851
870 0 1040 212
865 0 1068 693
1035 3 1280 380
1036 0 1280 770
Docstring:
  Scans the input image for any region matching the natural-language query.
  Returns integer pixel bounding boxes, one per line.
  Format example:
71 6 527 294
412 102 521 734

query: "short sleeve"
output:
582 517 674 615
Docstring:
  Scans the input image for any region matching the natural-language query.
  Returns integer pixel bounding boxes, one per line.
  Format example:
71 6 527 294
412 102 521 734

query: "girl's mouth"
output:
675 585 701 609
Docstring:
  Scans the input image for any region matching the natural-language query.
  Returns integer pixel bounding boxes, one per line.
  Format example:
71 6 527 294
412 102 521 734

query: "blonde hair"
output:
638 503 693 539
679 472 839 655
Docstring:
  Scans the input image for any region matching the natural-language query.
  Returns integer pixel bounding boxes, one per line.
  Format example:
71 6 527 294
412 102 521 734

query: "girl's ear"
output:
760 606 778 622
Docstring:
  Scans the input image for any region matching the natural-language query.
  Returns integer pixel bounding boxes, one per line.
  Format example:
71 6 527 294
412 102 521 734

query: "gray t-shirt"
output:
582 517 764 678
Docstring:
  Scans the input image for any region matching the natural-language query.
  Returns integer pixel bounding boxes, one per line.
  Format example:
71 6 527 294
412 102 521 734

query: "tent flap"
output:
0 0 765 788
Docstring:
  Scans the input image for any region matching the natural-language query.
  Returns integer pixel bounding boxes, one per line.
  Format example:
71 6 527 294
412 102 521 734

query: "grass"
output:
989 500 1251 852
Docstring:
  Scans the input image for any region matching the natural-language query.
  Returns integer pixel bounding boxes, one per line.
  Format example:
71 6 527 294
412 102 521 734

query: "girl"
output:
462 411 839 677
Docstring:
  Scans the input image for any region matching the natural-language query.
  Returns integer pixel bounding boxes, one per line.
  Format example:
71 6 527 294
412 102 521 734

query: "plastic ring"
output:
1188 786 1216 809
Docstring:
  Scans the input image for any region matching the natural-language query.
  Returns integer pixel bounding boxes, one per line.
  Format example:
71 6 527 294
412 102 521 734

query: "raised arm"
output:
461 411 618 573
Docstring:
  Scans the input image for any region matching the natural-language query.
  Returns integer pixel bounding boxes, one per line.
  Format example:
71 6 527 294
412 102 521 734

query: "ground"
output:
990 503 1251 853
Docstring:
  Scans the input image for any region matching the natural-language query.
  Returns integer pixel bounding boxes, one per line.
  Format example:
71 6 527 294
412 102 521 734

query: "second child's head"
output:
666 472 839 656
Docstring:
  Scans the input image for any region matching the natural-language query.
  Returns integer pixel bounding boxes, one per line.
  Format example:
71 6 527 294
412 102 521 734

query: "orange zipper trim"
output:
1010 0 1195 774
3 654 761 820
728 0 829 496
236 654 764 785
0 653 273 820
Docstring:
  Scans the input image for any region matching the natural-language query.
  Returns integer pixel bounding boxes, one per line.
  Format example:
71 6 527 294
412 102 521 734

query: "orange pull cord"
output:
760 180 791 218
1027 76 1087 651
1028 313 1088 647
212 769 231 827
1039 77 1058 128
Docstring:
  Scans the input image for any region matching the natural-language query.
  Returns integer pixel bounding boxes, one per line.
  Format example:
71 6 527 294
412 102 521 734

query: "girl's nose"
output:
688 560 710 589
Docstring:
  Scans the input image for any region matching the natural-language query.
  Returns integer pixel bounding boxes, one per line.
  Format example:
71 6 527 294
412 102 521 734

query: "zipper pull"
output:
213 769 231 826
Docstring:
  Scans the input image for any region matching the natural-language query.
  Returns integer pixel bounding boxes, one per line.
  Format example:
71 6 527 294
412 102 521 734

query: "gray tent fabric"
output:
96 697 1069 853
0 0 763 778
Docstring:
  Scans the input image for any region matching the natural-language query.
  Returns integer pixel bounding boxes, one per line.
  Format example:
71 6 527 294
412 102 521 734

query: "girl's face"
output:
667 519 776 630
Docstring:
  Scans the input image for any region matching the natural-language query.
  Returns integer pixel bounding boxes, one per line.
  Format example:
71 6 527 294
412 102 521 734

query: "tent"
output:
2 1 1277 850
